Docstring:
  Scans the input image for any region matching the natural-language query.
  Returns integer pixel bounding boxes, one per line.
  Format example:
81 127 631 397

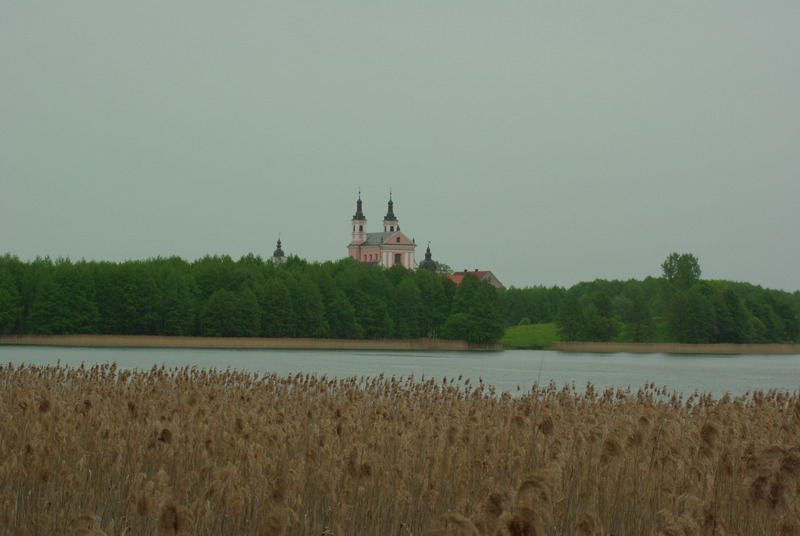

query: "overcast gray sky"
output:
2 2 799 291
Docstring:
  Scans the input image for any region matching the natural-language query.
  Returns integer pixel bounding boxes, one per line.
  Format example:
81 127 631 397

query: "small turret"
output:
418 243 438 271
272 238 286 265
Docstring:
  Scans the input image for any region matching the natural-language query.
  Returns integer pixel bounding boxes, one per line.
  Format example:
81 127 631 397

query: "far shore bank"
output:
550 341 800 355
2 335 798 354
0 334 501 352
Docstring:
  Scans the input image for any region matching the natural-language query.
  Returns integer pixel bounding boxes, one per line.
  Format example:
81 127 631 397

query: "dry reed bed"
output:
1 363 798 535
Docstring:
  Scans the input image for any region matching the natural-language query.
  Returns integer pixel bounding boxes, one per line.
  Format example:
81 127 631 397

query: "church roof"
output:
360 231 414 247
447 270 503 288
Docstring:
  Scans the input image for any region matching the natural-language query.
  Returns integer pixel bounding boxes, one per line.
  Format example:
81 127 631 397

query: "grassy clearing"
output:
501 323 559 349
3 363 798 535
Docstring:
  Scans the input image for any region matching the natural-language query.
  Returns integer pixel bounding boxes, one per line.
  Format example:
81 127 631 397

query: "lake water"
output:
2 346 798 398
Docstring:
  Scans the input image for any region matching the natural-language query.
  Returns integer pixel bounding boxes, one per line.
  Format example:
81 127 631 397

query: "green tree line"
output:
0 254 505 344
2 252 797 345
498 253 799 344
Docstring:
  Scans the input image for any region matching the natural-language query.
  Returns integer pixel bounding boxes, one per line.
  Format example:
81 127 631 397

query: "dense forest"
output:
1 252 798 344
0 253 504 343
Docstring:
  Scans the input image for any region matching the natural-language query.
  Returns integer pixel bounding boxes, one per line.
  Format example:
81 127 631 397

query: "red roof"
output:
447 271 492 285
447 273 464 285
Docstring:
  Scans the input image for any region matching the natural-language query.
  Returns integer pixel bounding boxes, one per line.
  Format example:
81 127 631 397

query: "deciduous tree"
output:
556 292 585 342
259 278 295 337
662 252 701 291
667 287 716 343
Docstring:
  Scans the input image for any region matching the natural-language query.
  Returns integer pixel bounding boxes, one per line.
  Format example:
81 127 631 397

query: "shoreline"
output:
1 335 798 354
549 341 800 355
0 334 501 352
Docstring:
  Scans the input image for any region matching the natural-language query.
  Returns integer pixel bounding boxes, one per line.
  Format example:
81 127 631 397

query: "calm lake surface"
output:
2 346 798 398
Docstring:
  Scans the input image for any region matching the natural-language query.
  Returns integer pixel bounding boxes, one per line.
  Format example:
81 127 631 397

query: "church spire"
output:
384 191 396 222
383 191 399 232
353 190 365 220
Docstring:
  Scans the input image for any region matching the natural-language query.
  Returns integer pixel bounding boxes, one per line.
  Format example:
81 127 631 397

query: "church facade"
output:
348 194 418 269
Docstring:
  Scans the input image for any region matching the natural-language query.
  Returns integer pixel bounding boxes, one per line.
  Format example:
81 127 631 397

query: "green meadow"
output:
500 322 558 349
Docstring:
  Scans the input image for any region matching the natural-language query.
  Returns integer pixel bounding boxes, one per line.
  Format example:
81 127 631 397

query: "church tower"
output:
351 192 366 243
383 193 398 233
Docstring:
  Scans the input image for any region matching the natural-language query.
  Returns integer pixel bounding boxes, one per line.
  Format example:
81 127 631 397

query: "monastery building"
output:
348 194 418 269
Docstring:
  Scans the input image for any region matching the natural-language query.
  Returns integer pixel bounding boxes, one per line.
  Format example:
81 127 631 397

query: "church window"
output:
396 237 400 243
359 225 363 231
394 253 402 265
390 226 394 232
